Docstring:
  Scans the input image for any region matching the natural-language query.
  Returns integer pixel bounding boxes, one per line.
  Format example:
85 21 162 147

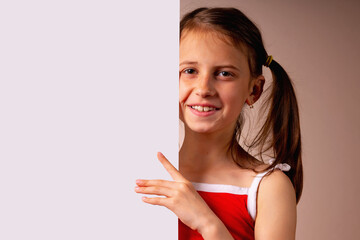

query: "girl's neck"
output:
179 125 234 171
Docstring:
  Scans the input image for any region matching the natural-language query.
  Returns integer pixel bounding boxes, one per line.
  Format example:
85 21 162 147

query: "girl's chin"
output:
183 119 237 136
184 124 218 134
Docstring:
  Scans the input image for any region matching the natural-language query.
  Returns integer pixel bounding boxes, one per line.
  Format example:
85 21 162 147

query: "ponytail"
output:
235 58 303 203
260 59 303 202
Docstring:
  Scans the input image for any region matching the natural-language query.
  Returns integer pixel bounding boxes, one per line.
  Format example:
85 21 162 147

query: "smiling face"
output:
179 30 258 135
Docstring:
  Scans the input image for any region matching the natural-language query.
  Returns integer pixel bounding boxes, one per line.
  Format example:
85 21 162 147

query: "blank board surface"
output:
0 1 179 239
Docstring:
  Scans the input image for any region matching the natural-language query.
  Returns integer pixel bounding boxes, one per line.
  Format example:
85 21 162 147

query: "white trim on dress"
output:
192 182 249 195
191 160 291 221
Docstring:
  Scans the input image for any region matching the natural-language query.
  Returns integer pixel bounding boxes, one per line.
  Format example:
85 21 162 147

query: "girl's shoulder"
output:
254 170 297 238
259 169 294 195
252 158 294 194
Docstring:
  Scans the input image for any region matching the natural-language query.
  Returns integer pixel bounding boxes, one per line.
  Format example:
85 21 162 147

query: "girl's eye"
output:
183 68 196 74
217 71 233 77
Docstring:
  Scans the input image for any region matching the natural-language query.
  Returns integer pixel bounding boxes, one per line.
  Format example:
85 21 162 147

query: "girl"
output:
135 7 302 240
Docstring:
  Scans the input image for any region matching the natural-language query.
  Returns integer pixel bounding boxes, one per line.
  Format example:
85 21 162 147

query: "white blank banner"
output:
0 1 179 239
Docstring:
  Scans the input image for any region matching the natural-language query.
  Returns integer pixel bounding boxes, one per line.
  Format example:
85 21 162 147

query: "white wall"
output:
0 1 179 239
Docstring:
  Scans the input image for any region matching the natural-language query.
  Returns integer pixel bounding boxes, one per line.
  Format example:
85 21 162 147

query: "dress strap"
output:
247 159 291 221
247 170 270 221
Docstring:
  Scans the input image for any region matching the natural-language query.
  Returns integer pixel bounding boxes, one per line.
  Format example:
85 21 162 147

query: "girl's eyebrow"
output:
179 61 198 66
216 65 240 71
179 61 240 71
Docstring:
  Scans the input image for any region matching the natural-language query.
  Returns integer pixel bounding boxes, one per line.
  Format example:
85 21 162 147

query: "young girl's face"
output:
179 30 254 134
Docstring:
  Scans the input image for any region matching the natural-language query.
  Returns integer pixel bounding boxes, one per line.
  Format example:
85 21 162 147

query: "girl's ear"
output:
246 75 265 105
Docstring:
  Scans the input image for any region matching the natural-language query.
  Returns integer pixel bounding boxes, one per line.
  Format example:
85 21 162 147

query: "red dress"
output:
178 170 274 240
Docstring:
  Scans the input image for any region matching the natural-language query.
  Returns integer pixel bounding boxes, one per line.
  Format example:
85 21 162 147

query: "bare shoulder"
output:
258 169 296 211
260 169 295 196
255 170 297 240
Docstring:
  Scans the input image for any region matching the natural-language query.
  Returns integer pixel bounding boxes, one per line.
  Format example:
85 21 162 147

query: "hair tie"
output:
264 55 273 68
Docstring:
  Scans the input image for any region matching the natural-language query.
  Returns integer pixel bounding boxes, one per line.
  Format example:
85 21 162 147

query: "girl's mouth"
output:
187 105 220 116
190 105 218 112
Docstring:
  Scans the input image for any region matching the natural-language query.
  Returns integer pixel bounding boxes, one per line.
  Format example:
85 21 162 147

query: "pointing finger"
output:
157 152 186 182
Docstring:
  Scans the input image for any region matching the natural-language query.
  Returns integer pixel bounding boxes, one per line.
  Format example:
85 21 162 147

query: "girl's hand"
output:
134 152 218 234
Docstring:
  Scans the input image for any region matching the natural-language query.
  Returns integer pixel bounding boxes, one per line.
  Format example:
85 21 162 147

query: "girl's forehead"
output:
181 29 230 45
180 29 249 70
180 29 248 55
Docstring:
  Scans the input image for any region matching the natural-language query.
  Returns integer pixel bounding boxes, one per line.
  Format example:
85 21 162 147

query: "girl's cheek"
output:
179 104 184 121
179 82 190 103
179 84 191 121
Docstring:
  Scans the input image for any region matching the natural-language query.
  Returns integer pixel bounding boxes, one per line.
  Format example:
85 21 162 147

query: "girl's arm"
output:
254 170 297 240
135 152 234 240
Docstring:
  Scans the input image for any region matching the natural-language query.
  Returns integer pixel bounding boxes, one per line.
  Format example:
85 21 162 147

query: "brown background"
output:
180 0 360 239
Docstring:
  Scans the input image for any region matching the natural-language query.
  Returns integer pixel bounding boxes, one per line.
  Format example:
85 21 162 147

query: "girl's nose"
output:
195 74 216 97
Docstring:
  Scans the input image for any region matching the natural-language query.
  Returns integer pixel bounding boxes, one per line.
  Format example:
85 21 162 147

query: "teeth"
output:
190 105 216 112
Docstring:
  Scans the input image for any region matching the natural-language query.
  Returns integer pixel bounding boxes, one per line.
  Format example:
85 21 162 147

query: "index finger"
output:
157 152 186 182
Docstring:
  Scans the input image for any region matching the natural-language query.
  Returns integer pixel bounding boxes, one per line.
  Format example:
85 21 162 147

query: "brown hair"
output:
180 7 303 202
